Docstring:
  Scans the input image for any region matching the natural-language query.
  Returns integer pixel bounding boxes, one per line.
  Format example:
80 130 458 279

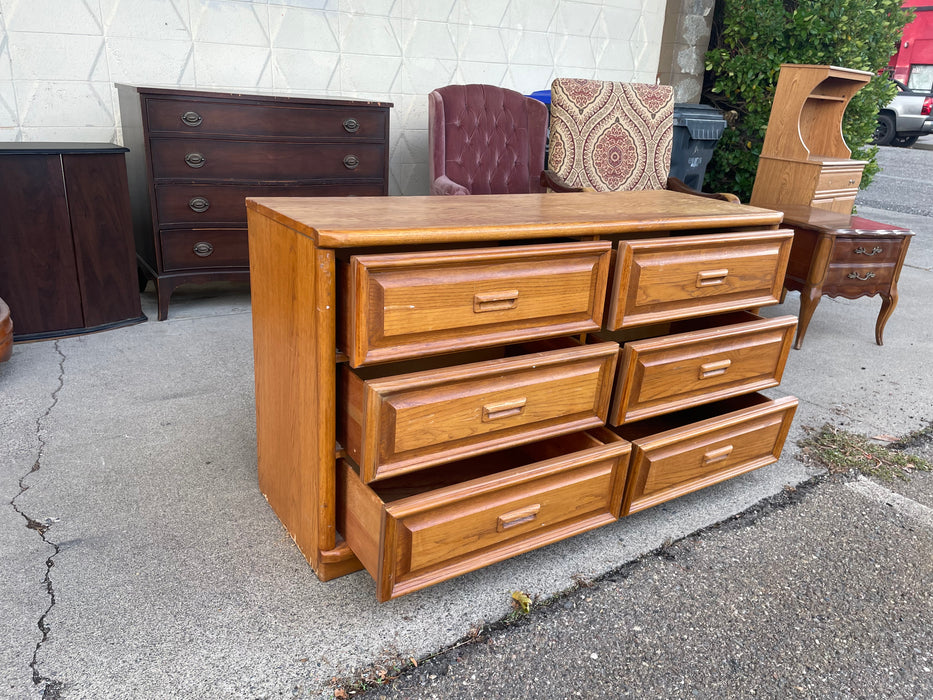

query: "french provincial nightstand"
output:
774 204 913 349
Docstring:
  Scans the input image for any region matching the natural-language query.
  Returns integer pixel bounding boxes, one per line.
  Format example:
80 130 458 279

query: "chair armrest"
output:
666 176 740 204
430 175 471 196
541 170 586 193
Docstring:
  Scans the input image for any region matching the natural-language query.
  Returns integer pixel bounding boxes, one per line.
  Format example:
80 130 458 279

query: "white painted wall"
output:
0 0 667 195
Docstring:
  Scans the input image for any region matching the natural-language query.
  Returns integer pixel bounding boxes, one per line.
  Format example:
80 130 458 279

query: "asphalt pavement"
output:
1 143 931 699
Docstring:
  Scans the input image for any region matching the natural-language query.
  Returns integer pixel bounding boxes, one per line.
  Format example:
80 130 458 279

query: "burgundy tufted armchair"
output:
428 84 549 195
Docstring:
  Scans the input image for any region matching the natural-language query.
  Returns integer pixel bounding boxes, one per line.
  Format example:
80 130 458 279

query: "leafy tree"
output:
703 0 914 202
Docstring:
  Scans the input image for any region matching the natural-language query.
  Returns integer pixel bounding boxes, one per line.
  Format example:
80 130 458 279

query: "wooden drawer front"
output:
610 314 796 425
809 195 855 215
155 182 386 227
160 228 248 271
607 230 793 329
149 138 387 181
340 342 619 482
145 98 388 140
824 262 896 290
338 429 631 601
830 237 903 265
622 395 797 515
343 241 612 367
816 167 862 195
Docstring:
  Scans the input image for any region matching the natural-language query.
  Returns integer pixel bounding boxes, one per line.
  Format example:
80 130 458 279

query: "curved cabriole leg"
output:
794 286 822 350
876 289 898 346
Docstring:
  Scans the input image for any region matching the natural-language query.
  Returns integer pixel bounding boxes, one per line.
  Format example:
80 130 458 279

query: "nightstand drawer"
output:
618 394 797 515
160 228 248 271
609 312 796 425
816 167 862 194
810 195 856 215
341 241 612 367
145 98 388 139
338 428 631 601
339 341 619 482
149 138 387 180
607 229 793 329
830 237 904 265
824 262 896 289
155 182 386 227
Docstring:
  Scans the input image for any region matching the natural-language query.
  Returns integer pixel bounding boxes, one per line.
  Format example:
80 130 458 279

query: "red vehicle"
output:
889 2 933 91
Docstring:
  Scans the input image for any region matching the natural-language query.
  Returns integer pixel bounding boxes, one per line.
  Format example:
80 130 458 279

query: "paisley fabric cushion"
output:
549 79 673 192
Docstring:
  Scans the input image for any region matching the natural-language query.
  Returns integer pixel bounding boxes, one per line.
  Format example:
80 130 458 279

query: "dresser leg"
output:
794 286 822 350
875 290 898 346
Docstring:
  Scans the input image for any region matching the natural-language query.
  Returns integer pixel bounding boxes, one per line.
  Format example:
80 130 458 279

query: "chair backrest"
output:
428 84 549 195
548 78 674 192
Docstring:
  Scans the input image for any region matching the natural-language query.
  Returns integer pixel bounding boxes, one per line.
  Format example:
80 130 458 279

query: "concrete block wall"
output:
0 0 667 195
657 0 715 104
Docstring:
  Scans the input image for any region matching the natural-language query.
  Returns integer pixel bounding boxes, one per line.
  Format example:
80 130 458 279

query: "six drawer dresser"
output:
247 190 799 601
117 85 392 320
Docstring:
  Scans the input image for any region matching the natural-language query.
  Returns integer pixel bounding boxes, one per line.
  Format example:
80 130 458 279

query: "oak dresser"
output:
247 190 798 601
117 85 392 320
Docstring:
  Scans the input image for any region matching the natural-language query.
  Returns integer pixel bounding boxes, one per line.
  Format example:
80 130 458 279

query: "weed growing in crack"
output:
799 423 933 481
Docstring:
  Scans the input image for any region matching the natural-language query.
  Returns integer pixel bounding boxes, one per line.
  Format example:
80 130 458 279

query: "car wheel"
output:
891 134 919 148
872 114 895 146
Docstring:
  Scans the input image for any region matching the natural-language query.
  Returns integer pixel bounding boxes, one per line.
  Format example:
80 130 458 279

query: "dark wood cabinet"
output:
116 85 392 320
0 143 145 341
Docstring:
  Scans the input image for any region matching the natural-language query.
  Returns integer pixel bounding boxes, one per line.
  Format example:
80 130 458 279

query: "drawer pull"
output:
185 152 206 168
696 269 729 287
192 241 214 257
473 289 519 313
854 246 883 256
181 110 203 127
343 154 360 170
847 271 876 281
699 359 731 379
482 397 527 422
188 196 210 213
496 504 541 532
343 117 360 133
702 444 734 466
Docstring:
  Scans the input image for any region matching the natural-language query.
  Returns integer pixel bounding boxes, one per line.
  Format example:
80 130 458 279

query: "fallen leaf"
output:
512 590 532 613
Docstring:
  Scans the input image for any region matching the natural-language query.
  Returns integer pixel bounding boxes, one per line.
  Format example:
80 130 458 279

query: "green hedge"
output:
703 0 914 202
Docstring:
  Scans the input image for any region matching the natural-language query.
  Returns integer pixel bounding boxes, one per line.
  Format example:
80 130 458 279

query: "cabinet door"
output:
0 154 83 336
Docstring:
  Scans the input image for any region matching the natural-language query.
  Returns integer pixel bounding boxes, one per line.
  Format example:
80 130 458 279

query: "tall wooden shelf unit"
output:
750 64 873 214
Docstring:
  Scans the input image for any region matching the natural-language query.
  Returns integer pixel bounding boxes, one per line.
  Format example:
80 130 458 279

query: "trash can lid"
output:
527 90 551 105
673 103 726 139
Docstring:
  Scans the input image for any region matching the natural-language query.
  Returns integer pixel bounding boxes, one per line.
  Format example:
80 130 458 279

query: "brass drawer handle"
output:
185 152 206 168
696 269 728 287
181 110 203 127
482 397 527 422
474 289 519 313
702 444 734 467
699 359 731 379
188 196 210 213
192 241 214 257
854 246 883 256
343 117 360 133
343 154 360 170
496 504 540 532
847 271 876 281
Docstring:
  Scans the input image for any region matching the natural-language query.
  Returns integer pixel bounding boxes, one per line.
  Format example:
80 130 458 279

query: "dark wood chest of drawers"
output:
247 190 799 601
117 86 392 320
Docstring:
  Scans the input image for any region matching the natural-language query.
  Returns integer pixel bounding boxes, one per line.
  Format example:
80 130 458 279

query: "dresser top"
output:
0 142 128 155
247 190 785 248
117 84 392 109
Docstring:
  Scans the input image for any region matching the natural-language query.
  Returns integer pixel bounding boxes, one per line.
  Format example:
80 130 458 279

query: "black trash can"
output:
670 103 727 191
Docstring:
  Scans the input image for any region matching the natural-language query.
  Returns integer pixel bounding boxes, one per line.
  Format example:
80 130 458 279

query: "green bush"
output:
703 0 914 203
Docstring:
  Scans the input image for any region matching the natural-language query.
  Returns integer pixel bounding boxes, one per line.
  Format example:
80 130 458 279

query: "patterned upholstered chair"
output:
429 84 549 195
541 78 738 202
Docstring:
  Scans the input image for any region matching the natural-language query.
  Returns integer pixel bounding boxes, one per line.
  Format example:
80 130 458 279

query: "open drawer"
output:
339 340 619 483
339 240 611 367
616 393 798 516
337 428 631 601
607 229 793 329
609 311 796 425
